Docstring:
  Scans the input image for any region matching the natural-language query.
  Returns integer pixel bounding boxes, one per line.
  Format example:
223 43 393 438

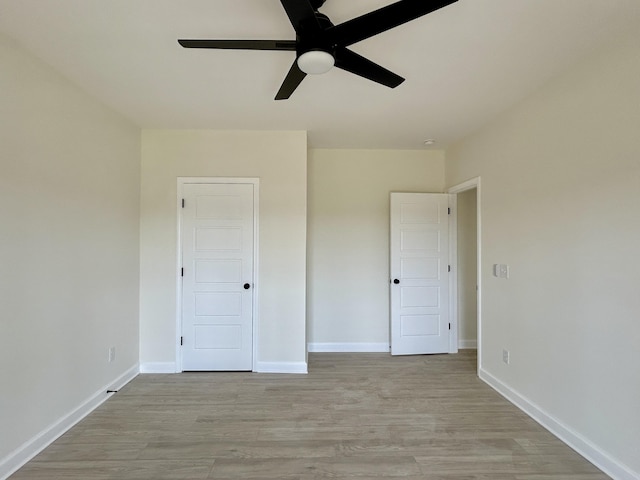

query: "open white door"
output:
390 193 450 355
181 183 254 371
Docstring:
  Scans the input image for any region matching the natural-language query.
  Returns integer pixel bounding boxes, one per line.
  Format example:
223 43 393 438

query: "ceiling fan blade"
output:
275 60 307 100
331 0 458 47
280 0 322 35
334 47 404 88
178 39 297 51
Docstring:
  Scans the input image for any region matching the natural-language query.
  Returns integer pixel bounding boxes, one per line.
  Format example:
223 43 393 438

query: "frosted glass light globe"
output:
297 50 335 75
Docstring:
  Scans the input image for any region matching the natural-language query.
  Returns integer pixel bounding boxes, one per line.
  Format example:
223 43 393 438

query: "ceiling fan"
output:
178 0 458 100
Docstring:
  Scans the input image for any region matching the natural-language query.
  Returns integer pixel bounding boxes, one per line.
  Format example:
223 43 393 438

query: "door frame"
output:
175 177 260 372
448 177 482 373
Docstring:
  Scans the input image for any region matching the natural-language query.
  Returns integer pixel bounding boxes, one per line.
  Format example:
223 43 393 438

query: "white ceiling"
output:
1 0 639 149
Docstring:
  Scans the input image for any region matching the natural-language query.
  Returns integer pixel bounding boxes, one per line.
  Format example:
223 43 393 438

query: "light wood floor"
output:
11 351 608 479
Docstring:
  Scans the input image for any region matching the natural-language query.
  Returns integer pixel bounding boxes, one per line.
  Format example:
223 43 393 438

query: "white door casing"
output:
448 176 482 372
180 182 255 371
390 193 450 355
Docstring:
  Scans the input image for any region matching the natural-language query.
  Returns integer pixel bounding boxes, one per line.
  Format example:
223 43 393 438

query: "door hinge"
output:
448 207 451 215
449 323 451 330
181 198 185 208
181 267 184 277
180 336 184 346
448 265 451 272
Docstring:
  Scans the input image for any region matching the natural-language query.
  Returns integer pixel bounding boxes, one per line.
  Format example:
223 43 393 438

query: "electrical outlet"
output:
108 347 116 363
502 349 510 365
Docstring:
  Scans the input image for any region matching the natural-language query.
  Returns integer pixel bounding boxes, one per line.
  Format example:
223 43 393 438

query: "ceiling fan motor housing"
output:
310 0 327 10
296 12 335 60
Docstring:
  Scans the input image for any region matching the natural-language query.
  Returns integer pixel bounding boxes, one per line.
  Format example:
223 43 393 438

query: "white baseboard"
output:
479 368 638 480
458 339 477 349
254 361 308 374
0 364 139 480
308 342 390 353
139 362 177 373
140 361 308 375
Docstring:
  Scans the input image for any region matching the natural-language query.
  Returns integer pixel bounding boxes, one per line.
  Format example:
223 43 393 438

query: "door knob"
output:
244 283 251 290
393 279 400 284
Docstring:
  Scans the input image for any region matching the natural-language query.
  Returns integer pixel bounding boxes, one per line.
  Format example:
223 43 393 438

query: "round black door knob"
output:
244 283 251 290
393 279 400 284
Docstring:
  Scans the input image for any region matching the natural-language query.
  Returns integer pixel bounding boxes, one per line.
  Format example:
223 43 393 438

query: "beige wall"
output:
140 130 308 371
446 30 640 475
307 149 445 349
456 188 477 346
0 35 140 467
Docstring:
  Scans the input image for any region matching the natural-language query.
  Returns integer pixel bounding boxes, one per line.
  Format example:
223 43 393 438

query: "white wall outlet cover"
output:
502 349 510 364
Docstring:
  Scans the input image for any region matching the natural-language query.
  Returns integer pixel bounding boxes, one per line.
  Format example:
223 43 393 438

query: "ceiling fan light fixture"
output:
297 50 335 75
178 0 459 99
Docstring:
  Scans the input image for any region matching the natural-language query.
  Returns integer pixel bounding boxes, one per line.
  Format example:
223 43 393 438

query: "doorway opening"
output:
448 178 481 373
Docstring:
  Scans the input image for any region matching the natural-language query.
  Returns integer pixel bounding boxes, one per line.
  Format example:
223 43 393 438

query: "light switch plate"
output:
494 264 510 278
499 264 509 278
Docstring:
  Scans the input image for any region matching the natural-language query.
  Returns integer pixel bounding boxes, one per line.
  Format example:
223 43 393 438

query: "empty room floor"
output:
10 351 608 479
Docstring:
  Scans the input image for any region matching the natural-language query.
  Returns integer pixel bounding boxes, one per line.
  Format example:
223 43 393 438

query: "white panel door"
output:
390 193 449 355
181 183 254 370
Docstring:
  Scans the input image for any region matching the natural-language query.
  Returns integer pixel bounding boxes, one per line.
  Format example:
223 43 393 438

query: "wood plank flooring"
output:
10 351 609 479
